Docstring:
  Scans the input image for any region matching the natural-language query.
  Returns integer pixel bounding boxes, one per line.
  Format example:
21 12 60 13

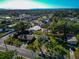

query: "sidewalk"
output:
70 48 75 59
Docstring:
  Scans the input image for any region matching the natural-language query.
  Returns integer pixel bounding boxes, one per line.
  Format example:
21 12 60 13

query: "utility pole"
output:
4 40 8 51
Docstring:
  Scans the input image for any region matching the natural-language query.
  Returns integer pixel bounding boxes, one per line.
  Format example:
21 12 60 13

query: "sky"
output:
0 0 79 9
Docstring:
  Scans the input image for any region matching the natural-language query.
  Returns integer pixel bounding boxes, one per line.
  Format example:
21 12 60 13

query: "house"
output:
14 30 35 43
8 23 17 28
5 16 11 19
18 34 35 43
0 28 9 32
42 28 51 33
26 35 35 43
1 20 12 25
0 29 3 32
29 26 42 31
43 19 50 24
67 36 78 45
19 14 30 19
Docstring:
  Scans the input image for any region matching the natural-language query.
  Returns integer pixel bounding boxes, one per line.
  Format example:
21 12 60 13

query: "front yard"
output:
0 32 7 38
5 36 23 47
74 48 79 59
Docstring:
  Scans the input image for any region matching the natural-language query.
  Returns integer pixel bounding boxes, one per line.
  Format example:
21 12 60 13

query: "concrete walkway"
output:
70 48 76 59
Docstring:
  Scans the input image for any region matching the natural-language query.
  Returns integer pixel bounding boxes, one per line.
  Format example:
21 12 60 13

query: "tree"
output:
50 19 67 33
46 36 69 59
5 36 22 47
26 37 41 52
76 34 79 47
72 22 79 34
13 39 22 47
14 21 31 31
76 34 79 42
0 23 6 31
5 36 14 45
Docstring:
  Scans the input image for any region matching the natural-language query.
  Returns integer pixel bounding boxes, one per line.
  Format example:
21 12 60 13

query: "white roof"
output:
5 16 11 19
8 23 16 27
67 37 77 42
29 26 41 31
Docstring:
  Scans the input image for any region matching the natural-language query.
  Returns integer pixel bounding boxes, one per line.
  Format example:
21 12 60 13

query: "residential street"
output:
0 45 36 59
0 31 14 45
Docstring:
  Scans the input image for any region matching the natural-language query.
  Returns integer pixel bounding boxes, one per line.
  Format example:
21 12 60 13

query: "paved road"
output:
0 45 36 59
0 31 14 45
70 48 76 59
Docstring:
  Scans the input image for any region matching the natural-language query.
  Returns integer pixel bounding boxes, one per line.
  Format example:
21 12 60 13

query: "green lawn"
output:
0 32 7 38
66 53 70 59
5 36 22 47
16 56 26 59
0 51 14 59
74 48 79 59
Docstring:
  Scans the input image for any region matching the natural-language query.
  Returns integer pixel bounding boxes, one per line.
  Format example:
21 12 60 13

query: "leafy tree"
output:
46 36 69 58
0 23 6 31
14 21 31 31
76 34 79 42
5 36 14 45
13 39 22 47
76 34 79 47
26 38 41 52
72 22 79 34
5 36 22 47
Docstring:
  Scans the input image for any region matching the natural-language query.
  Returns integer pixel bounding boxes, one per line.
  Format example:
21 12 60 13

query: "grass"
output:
0 51 14 59
5 36 23 47
74 48 79 59
66 53 70 59
16 56 26 59
0 32 7 38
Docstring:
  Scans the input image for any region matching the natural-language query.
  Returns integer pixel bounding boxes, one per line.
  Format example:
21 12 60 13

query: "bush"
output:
13 39 22 47
16 56 26 59
5 36 22 47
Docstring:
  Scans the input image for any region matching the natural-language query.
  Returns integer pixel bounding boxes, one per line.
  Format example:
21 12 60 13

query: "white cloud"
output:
0 0 53 9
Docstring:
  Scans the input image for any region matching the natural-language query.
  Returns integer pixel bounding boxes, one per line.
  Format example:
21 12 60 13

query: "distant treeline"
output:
0 9 79 17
